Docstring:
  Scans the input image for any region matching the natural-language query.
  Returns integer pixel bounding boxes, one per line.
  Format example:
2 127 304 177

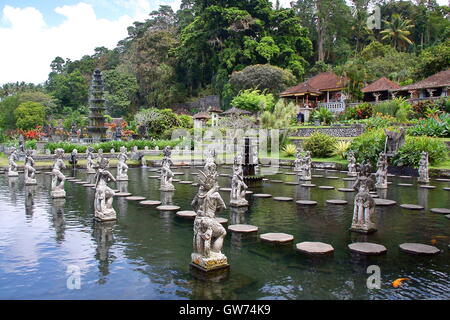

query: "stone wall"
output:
296 124 365 137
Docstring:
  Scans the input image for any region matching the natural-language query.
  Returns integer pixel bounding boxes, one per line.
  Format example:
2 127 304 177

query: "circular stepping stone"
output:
173 172 184 176
319 186 335 190
398 183 413 187
435 178 450 182
228 224 258 233
219 174 230 177
191 172 198 176
430 208 450 215
443 187 450 191
348 243 387 255
83 183 96 187
270 180 283 183
148 168 158 172
419 185 436 189
399 243 440 255
115 192 132 197
139 200 161 206
273 197 293 201
400 204 424 210
312 175 323 178
325 176 339 179
220 187 232 192
338 188 355 192
262 178 269 181
343 177 356 181
326 199 348 205
156 205 180 211
374 199 396 206
445 215 450 219
245 191 253 195
296 200 318 206
215 217 228 224
253 193 272 198
284 172 296 175
301 184 316 188
296 242 334 255
315 169 325 171
387 174 395 177
399 176 413 179
75 181 87 185
176 210 197 218
191 183 199 187
179 181 193 184
172 179 181 182
260 233 294 243
285 182 299 185
148 175 160 179
126 196 146 201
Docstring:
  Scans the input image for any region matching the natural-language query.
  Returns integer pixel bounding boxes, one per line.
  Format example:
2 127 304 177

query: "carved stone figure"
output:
95 149 104 166
294 151 302 172
191 168 228 272
24 150 37 185
204 149 217 176
94 158 117 221
7 147 19 177
86 147 96 174
230 154 248 207
299 151 312 181
51 148 66 199
418 151 430 184
384 127 406 156
160 146 175 191
116 146 129 181
69 149 78 169
350 163 376 234
375 152 388 189
347 150 357 177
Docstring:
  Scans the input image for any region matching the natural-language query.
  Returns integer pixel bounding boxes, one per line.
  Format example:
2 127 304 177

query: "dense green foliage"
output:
231 89 274 112
14 102 46 130
303 132 337 157
408 113 450 137
311 107 334 125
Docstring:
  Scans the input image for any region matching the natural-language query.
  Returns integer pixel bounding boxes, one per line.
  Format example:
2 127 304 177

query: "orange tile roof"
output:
362 77 400 93
281 72 348 96
397 69 450 91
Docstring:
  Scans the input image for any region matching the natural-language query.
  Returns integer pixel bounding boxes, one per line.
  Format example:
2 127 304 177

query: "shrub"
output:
364 114 396 130
230 89 275 113
407 113 449 137
311 107 334 125
303 132 337 157
392 136 448 167
333 140 352 159
373 97 412 122
350 129 386 166
14 102 46 130
343 103 373 120
282 144 298 157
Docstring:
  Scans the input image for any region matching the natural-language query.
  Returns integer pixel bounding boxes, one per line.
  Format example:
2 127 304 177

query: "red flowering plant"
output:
18 126 45 140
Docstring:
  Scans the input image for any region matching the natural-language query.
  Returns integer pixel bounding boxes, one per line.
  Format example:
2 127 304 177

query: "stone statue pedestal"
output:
7 171 19 177
349 224 377 235
51 189 66 199
375 182 388 189
25 178 37 185
347 172 357 177
299 176 312 181
116 175 128 181
230 199 248 207
94 209 117 222
160 184 175 192
191 252 229 272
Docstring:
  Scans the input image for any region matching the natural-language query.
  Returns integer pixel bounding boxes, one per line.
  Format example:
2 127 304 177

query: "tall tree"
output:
380 14 414 50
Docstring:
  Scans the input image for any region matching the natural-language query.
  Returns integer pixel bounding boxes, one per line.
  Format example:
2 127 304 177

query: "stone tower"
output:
87 69 107 141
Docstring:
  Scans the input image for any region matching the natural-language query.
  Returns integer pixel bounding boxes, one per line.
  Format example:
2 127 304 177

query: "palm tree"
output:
380 14 414 51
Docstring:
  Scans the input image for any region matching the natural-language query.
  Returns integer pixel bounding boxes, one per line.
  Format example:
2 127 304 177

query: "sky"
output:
0 0 448 85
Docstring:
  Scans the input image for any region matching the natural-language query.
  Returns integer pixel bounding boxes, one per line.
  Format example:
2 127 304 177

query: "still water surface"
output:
0 167 449 299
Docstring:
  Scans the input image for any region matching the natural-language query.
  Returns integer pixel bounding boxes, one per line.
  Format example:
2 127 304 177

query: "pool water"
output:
0 167 449 300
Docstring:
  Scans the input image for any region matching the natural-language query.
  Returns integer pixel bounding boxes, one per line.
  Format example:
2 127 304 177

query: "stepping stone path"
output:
296 200 318 206
348 243 387 255
215 217 228 224
115 192 132 197
399 176 413 179
443 187 450 191
253 194 272 198
398 183 413 187
273 197 293 201
156 205 180 211
343 177 356 181
400 204 424 210
191 183 199 187
435 178 450 182
325 176 339 179
296 242 334 255
148 169 158 172
176 210 197 218
319 186 334 190
430 208 450 215
260 233 294 243
83 183 96 187
148 175 160 179
75 181 87 185
338 188 355 192
446 215 450 219
270 180 283 183
419 185 436 189
284 172 296 175
219 174 230 177
399 243 440 255
228 224 258 233
285 182 299 185
178 181 193 184
387 174 395 177
126 196 146 201
139 200 161 206
326 199 348 205
173 172 184 176
172 179 181 182
220 188 232 192
301 184 316 188
312 175 323 178
374 199 396 206
245 191 253 195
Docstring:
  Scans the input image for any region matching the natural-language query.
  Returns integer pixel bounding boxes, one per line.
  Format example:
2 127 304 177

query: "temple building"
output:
280 72 349 113
362 77 401 102
394 69 450 100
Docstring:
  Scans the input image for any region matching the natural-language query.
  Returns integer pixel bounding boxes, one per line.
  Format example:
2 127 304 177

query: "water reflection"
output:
51 198 66 243
8 176 19 203
24 185 36 218
93 221 116 285
418 187 428 210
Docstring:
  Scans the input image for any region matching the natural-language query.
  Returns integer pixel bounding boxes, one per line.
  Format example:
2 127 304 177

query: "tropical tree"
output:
14 102 46 131
380 14 414 51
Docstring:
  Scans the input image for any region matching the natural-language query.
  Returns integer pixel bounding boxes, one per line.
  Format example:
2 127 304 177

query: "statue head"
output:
99 157 110 169
55 148 64 159
163 146 172 158
72 149 78 155
120 146 127 153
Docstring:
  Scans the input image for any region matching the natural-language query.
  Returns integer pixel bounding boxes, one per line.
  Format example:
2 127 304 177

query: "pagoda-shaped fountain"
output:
87 69 107 141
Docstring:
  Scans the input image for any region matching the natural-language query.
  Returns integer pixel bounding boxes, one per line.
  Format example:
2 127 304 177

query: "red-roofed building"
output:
393 69 450 100
280 72 349 113
362 77 401 102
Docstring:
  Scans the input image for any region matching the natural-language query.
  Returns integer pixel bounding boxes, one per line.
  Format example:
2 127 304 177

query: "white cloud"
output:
0 1 159 85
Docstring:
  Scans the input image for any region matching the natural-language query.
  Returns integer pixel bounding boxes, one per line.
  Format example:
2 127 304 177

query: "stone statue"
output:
7 147 19 177
116 146 129 181
375 152 388 189
191 168 228 272
94 158 117 221
51 148 66 199
230 154 248 207
18 134 25 154
69 149 78 169
294 151 302 172
350 163 376 234
95 149 104 166
384 127 406 156
347 150 357 177
418 151 429 184
160 146 175 191
86 147 96 174
299 151 312 181
24 150 37 185
204 149 217 176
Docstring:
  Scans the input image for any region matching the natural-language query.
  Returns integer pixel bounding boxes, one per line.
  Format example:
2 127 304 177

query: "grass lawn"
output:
430 159 450 170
